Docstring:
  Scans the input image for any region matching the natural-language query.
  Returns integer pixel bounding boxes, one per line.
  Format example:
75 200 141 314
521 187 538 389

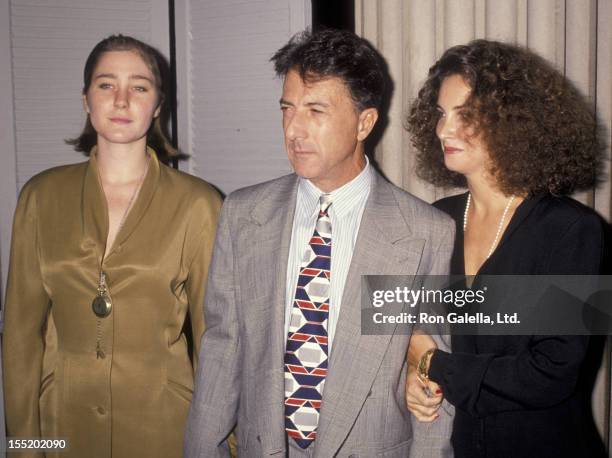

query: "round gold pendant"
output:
92 294 112 318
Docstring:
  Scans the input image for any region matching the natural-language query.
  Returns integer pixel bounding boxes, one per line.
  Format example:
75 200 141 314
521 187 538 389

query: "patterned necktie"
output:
284 194 332 448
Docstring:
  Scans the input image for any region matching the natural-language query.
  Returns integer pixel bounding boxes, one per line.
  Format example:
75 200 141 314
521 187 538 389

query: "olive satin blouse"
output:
2 149 222 458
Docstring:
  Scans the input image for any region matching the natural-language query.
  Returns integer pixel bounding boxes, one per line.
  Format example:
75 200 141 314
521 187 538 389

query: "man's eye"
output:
98 83 112 89
133 86 148 92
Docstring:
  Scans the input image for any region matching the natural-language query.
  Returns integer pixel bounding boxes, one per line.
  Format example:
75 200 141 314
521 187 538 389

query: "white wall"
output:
0 0 171 300
174 0 311 195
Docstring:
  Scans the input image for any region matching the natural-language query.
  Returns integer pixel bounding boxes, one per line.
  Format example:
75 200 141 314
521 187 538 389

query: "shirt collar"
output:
298 156 372 218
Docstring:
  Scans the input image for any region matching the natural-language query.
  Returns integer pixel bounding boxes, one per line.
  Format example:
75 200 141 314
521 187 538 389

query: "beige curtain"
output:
356 0 611 446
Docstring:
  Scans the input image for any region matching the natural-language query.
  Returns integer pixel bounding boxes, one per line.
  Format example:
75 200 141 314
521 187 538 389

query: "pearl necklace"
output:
463 193 515 259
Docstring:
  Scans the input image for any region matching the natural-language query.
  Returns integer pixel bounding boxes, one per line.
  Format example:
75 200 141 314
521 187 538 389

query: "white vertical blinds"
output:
175 0 310 195
9 0 161 190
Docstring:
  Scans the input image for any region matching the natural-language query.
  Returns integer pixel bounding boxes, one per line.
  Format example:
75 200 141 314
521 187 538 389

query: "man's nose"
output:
285 110 307 141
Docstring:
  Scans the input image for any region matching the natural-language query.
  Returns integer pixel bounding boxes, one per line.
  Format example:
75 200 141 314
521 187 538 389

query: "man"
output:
185 29 454 457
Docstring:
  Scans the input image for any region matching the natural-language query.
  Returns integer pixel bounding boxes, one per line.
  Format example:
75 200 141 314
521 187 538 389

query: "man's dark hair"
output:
271 29 385 112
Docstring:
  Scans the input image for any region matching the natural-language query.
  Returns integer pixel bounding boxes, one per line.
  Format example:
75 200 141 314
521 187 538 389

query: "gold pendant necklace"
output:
92 271 112 318
91 154 149 319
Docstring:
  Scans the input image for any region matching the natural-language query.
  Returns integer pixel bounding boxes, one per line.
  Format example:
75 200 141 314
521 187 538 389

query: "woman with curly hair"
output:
404 39 606 457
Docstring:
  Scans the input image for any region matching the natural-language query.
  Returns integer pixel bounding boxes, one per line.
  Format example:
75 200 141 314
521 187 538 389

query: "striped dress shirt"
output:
284 160 372 351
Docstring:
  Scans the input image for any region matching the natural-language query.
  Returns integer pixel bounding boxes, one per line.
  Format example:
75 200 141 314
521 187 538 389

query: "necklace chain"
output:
115 156 149 237
463 193 515 259
92 154 149 342
97 154 150 288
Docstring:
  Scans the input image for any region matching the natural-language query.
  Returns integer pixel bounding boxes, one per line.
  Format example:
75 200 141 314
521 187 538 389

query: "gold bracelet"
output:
417 348 436 382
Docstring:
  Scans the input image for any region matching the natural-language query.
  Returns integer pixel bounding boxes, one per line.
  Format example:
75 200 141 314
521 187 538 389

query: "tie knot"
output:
319 194 332 214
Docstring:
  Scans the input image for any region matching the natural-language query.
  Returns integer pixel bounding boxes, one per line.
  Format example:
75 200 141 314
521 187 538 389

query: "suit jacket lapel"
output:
238 174 298 454
314 172 425 456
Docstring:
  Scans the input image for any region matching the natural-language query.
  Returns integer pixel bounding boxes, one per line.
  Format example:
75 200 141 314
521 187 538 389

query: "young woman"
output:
405 40 606 458
3 35 221 457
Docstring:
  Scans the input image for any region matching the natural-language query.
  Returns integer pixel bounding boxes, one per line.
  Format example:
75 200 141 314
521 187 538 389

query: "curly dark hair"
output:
66 34 176 158
270 29 386 112
406 39 601 196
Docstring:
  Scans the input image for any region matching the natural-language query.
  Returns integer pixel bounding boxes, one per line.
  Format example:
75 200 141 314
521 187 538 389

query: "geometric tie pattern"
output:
284 194 332 449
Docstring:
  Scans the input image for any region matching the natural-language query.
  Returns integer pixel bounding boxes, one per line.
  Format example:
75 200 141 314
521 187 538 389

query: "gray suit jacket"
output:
185 171 455 457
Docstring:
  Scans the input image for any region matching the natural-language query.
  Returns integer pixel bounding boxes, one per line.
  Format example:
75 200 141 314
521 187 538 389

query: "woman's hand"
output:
406 364 443 422
405 332 442 421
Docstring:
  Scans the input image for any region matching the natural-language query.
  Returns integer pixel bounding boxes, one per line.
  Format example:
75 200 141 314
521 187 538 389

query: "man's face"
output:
280 69 377 192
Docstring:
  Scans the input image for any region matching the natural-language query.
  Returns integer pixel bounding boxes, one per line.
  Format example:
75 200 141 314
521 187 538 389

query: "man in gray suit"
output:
185 29 454 457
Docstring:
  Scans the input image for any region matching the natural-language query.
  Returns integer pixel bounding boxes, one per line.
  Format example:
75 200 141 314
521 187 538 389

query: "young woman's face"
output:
84 50 160 149
435 74 489 179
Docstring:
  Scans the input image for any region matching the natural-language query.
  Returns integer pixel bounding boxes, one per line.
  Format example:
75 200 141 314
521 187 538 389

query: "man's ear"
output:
357 107 379 142
82 94 90 114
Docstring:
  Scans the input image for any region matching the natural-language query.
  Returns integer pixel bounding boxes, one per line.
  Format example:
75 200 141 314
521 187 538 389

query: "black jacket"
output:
429 192 607 458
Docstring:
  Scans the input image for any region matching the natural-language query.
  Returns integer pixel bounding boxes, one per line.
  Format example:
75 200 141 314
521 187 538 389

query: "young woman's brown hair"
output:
67 34 177 158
